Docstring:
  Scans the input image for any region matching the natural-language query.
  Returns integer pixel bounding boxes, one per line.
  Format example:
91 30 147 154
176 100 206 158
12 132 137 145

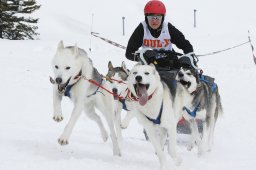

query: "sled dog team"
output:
50 41 223 169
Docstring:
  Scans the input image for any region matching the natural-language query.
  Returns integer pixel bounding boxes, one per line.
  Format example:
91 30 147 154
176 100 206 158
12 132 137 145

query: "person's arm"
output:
125 23 144 61
168 23 193 54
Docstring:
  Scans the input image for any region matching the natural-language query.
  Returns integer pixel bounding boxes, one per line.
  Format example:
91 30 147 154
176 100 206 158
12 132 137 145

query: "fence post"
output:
194 9 197 28
89 13 94 52
122 16 125 36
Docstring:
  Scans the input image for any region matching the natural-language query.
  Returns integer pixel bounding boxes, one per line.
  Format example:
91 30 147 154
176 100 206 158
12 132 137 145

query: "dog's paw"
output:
101 130 108 142
113 147 121 157
160 165 168 170
53 114 63 122
187 143 194 151
174 156 182 166
58 138 69 145
120 120 129 129
120 123 128 129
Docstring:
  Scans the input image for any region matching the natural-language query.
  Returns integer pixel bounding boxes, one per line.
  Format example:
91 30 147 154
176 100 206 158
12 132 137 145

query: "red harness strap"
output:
82 76 124 100
103 75 127 85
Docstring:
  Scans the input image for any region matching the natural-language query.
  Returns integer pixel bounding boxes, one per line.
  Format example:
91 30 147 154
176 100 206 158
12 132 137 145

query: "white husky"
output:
127 63 182 170
175 67 223 155
50 41 121 156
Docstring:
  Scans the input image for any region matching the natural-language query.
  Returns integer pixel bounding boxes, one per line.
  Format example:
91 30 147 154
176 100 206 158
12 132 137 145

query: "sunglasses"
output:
147 15 163 21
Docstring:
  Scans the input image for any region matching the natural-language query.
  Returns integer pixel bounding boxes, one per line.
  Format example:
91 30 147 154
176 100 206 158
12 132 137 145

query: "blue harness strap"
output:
119 99 130 111
64 84 74 98
146 101 163 124
64 77 104 98
183 103 200 118
86 78 104 97
199 74 217 93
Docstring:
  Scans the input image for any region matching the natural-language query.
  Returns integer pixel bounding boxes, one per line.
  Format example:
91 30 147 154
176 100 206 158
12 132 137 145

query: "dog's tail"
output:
214 86 223 121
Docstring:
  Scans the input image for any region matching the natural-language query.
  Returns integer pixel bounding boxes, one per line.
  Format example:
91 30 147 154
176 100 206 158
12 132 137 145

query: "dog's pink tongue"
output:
137 85 148 106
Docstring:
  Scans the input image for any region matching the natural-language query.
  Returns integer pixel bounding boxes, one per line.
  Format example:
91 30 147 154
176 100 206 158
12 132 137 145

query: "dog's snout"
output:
135 75 142 82
112 88 118 94
55 77 62 84
178 72 184 78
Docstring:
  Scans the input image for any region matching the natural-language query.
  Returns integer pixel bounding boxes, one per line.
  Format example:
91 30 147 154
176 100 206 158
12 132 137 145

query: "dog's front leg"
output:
190 119 203 156
114 106 123 143
136 113 167 170
167 123 182 166
58 101 84 145
145 125 167 170
53 88 63 122
120 111 134 129
105 110 121 156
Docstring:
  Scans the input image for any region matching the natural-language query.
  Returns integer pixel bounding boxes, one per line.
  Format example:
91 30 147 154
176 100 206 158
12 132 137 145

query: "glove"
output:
178 52 198 69
140 49 157 65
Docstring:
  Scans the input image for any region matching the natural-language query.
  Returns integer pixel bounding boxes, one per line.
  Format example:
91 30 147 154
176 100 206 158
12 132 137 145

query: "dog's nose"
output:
135 76 142 83
178 72 184 78
112 88 118 94
55 77 62 84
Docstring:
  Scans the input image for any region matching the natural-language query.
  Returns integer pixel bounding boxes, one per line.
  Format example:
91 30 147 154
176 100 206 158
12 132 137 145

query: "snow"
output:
1 0 256 170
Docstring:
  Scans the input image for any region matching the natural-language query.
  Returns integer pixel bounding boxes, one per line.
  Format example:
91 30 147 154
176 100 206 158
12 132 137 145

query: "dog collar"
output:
191 83 203 95
74 70 82 80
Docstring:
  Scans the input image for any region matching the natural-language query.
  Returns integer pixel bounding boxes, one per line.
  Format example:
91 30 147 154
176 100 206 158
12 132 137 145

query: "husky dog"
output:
175 67 223 155
127 63 182 170
105 61 131 141
50 41 121 156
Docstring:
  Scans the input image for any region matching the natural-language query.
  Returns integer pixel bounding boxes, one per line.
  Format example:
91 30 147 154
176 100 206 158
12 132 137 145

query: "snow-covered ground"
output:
1 0 256 170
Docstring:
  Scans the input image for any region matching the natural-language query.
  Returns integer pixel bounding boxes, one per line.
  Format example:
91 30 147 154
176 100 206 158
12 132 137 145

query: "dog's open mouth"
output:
58 83 67 93
134 83 149 106
179 79 191 89
59 77 71 93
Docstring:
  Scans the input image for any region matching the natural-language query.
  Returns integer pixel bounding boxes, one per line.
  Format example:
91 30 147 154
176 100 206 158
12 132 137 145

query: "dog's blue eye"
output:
145 72 149 75
133 72 137 75
187 73 192 75
66 66 71 70
55 65 58 69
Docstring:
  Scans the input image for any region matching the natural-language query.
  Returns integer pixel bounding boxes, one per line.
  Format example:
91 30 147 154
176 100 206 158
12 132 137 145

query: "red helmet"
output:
144 0 166 16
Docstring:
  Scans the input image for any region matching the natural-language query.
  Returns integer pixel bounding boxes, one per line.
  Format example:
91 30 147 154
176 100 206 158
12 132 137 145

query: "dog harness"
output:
64 70 82 98
183 103 200 118
119 99 130 111
64 84 74 97
146 101 163 124
86 78 103 98
199 74 217 93
183 74 217 118
64 70 103 98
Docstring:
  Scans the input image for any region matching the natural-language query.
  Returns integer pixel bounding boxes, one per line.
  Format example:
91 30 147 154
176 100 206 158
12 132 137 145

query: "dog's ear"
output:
73 43 79 56
194 70 200 83
121 61 129 74
57 40 64 51
108 61 113 70
135 62 142 66
149 63 156 68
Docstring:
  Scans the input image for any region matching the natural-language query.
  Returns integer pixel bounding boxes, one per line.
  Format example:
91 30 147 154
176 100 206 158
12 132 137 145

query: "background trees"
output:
0 0 41 40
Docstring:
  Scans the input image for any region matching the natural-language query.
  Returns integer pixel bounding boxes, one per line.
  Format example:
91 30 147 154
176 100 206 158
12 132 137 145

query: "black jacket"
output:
125 22 193 69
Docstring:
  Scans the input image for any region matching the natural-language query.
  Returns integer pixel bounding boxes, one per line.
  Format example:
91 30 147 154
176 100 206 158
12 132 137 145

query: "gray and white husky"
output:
127 63 182 170
175 67 223 155
105 61 131 141
50 41 121 156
